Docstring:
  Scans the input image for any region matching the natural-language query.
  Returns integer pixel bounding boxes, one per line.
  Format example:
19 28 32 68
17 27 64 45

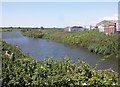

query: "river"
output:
1 31 118 72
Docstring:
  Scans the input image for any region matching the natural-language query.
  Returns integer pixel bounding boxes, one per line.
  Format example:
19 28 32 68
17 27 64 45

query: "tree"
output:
41 26 44 30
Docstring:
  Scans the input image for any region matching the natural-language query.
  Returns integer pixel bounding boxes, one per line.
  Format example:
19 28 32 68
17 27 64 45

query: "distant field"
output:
0 28 63 32
0 28 22 32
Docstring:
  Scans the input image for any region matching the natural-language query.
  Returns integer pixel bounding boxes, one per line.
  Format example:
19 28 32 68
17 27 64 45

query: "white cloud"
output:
88 14 118 26
98 14 118 22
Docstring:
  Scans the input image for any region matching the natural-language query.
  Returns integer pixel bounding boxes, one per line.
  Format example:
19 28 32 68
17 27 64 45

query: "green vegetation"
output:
22 29 120 58
61 30 119 56
1 41 119 86
21 28 63 38
0 28 22 32
0 27 63 32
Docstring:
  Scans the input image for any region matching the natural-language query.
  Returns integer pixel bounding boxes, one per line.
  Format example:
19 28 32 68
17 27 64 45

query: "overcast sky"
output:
2 2 118 28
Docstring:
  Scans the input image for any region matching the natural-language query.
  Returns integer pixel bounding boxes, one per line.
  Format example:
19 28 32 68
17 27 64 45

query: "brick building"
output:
97 20 117 35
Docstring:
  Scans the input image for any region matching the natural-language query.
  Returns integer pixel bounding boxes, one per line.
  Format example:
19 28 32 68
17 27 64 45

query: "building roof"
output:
71 26 83 28
97 20 117 26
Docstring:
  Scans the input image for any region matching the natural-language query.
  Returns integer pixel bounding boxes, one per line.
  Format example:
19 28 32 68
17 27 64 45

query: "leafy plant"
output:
1 41 119 86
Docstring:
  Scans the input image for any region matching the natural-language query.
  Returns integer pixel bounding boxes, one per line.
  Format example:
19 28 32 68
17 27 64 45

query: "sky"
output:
1 2 118 28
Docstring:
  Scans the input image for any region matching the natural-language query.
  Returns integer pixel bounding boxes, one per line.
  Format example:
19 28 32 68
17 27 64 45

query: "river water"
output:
1 31 118 72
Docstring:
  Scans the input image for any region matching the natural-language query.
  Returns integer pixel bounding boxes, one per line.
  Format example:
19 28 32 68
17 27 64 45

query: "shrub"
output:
1 41 119 86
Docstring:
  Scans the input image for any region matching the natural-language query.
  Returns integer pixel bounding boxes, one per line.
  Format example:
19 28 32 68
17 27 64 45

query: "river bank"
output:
21 29 120 59
1 41 119 86
2 31 119 72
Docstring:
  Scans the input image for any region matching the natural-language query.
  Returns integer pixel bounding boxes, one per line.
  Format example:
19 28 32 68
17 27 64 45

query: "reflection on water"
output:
1 31 118 72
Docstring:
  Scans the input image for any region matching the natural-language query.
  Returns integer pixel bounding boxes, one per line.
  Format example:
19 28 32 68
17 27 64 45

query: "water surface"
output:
1 32 118 72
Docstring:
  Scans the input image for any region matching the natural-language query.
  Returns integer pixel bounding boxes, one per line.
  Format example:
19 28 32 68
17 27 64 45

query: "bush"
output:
1 41 119 86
